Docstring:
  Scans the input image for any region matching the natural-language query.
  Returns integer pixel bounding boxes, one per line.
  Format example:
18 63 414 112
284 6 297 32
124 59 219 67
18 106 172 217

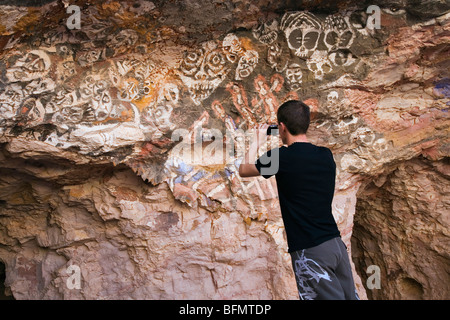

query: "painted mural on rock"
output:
0 3 448 212
0 1 449 299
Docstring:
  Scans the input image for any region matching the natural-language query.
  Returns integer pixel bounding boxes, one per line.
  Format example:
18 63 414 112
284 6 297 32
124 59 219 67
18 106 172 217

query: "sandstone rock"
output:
352 157 450 300
0 0 449 300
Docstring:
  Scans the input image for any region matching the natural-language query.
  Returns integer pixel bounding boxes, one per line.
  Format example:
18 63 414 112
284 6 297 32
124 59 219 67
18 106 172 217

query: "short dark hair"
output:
277 100 310 135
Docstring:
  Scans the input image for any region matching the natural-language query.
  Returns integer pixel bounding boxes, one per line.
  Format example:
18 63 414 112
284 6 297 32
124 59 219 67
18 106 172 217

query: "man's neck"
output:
286 134 309 146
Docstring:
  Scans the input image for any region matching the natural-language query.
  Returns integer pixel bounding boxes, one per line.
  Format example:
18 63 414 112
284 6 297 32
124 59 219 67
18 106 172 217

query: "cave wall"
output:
0 0 449 299
352 157 449 300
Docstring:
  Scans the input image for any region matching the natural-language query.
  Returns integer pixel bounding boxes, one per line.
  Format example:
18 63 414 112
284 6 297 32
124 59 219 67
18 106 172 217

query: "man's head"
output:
277 100 310 143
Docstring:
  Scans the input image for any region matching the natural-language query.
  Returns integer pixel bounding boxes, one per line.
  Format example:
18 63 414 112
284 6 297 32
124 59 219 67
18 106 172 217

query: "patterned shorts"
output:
290 237 359 300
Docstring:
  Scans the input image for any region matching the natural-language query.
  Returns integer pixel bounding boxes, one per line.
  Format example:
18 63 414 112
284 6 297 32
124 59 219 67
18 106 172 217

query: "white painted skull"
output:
179 41 230 105
350 127 376 146
333 116 359 135
281 12 322 59
18 97 45 126
285 63 303 90
327 91 339 105
222 33 242 63
307 51 333 81
252 19 279 44
25 78 56 95
153 104 175 132
157 83 179 105
235 50 258 80
77 49 104 66
323 14 355 52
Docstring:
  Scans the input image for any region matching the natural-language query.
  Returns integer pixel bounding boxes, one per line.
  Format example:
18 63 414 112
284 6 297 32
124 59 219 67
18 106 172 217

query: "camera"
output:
266 124 278 135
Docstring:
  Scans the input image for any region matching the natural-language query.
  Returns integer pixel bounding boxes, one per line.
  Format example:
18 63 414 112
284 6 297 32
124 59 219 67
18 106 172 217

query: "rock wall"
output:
0 0 449 299
352 157 449 300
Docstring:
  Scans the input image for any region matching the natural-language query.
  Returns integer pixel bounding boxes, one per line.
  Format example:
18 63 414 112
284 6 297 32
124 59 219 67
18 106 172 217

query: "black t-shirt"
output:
255 142 341 252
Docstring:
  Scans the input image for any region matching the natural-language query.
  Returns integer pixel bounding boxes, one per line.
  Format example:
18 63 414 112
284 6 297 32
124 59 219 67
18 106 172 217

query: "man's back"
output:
256 142 340 252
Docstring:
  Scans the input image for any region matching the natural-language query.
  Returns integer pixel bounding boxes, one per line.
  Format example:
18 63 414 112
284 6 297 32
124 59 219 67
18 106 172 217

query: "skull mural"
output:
327 91 339 106
91 91 113 121
267 42 287 72
222 33 243 63
285 63 303 90
178 41 231 105
280 12 322 59
307 51 333 81
24 78 56 95
252 19 279 45
235 50 258 80
323 15 355 52
6 50 51 82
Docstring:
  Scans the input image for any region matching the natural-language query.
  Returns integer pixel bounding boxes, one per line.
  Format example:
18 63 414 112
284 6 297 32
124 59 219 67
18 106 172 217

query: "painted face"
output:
281 12 322 59
17 97 45 126
285 63 303 90
179 41 230 105
235 50 258 80
153 104 175 132
327 91 339 105
222 33 242 63
307 51 333 81
324 15 355 52
252 19 279 45
92 91 112 121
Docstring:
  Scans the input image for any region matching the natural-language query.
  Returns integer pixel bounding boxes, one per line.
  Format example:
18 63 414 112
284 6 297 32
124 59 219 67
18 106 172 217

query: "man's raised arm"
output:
238 124 269 178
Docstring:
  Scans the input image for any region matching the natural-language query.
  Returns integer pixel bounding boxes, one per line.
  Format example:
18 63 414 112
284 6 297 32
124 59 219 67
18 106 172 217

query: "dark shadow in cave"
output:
0 261 14 300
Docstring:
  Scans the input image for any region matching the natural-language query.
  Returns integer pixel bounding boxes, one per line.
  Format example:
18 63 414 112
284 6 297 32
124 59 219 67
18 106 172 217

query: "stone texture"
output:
0 0 449 300
352 157 450 300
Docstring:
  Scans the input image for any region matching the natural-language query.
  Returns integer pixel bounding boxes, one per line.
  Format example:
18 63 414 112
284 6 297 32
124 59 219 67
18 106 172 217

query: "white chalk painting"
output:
0 10 367 135
0 9 379 208
0 7 386 260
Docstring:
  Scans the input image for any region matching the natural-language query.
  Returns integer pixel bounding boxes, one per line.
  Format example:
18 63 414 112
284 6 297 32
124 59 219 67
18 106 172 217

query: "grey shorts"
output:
290 237 359 300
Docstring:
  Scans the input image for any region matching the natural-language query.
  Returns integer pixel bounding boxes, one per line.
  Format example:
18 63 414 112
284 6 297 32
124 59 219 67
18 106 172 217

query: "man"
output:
239 100 358 300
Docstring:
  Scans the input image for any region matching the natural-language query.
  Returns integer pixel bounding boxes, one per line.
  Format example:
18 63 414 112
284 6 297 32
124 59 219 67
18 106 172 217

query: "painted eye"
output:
102 94 111 104
303 31 319 49
288 29 303 49
186 52 199 63
181 49 203 75
339 31 354 47
206 51 225 73
326 31 338 47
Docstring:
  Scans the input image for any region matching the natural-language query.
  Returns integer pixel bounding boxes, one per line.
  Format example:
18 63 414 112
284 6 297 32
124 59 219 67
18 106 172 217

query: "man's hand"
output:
255 124 270 146
238 124 270 178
